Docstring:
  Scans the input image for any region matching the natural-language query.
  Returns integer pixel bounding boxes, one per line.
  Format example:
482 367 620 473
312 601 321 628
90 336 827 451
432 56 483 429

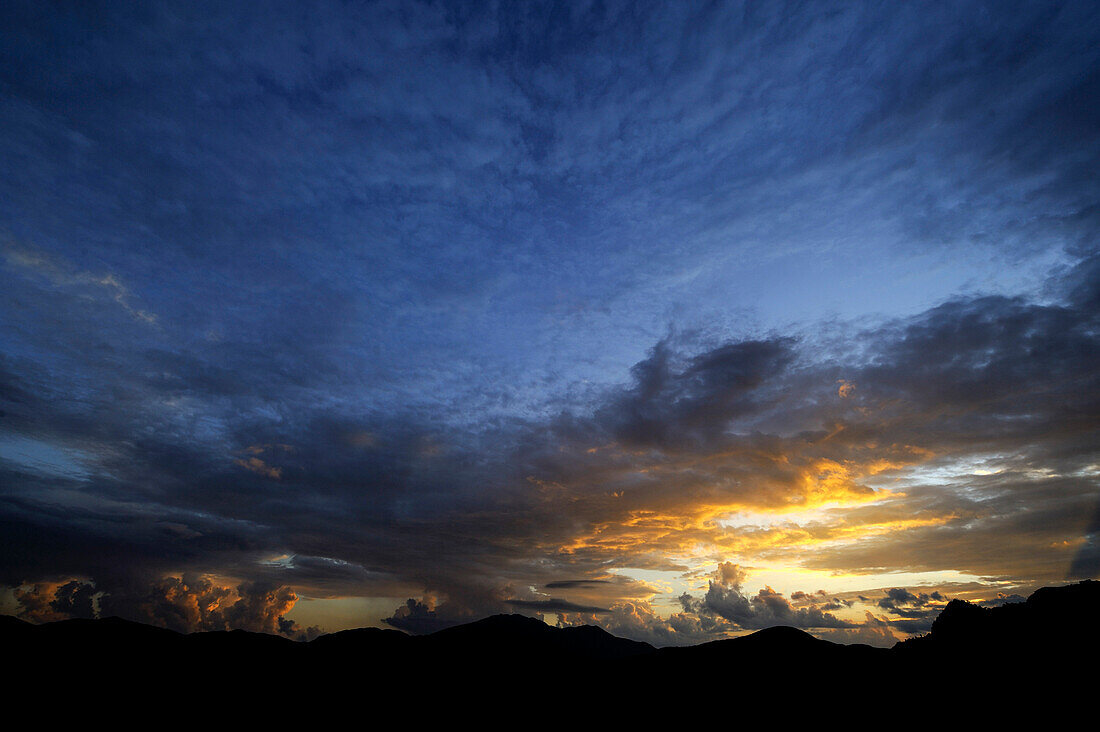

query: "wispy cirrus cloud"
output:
3 241 157 324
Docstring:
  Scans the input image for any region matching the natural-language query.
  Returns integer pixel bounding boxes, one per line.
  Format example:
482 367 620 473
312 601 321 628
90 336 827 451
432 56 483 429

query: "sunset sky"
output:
1 1 1098 647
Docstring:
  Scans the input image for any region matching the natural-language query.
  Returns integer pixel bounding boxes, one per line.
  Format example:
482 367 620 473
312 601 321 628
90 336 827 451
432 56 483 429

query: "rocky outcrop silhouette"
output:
895 579 1099 659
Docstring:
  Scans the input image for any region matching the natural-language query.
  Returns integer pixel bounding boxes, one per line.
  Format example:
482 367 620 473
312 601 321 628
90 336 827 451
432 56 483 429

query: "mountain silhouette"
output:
5 580 1096 718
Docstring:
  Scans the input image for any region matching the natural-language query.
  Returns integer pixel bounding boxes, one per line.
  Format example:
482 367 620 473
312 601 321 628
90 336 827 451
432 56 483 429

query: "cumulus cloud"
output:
557 600 720 647
679 563 853 630
13 574 310 638
814 613 901 648
384 598 455 635
219 582 300 635
13 580 97 623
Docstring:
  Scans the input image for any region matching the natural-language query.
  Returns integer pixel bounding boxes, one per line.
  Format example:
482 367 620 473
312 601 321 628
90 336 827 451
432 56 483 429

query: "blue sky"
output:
2 1 1098 645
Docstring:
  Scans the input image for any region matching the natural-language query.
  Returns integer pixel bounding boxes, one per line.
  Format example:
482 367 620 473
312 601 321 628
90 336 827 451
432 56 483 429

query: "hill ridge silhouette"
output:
5 580 1096 714
6 580 1097 651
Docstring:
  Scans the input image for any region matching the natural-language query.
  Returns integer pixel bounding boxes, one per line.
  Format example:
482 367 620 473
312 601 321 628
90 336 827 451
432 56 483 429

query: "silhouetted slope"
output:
308 625 410 653
5 580 1096 714
555 621 654 659
888 581 1098 707
0 613 31 631
415 613 653 663
895 579 1100 659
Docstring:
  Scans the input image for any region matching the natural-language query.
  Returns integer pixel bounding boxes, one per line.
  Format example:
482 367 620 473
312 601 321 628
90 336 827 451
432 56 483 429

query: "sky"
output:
1 0 1098 647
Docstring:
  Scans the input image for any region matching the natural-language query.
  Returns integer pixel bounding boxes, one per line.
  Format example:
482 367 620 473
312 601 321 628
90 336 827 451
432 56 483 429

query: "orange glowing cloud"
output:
235 457 282 479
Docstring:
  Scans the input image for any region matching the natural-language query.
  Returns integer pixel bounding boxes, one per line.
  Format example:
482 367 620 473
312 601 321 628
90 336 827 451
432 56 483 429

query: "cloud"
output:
877 588 947 616
979 593 1027 608
90 575 301 636
4 253 1097 639
545 580 613 589
814 613 900 648
3 242 157 324
11 573 319 638
503 598 610 614
679 563 853 630
383 598 453 635
219 582 300 635
597 338 798 449
13 580 97 623
557 600 719 647
0 2 1097 643
234 457 282 480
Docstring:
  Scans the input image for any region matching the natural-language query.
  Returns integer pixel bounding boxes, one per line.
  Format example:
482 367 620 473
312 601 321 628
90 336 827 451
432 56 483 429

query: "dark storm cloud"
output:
1 2 1098 641
504 598 611 614
598 339 797 449
545 580 612 589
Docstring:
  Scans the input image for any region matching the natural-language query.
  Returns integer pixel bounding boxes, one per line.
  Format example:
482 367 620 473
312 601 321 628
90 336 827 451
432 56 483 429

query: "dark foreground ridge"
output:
5 581 1097 716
